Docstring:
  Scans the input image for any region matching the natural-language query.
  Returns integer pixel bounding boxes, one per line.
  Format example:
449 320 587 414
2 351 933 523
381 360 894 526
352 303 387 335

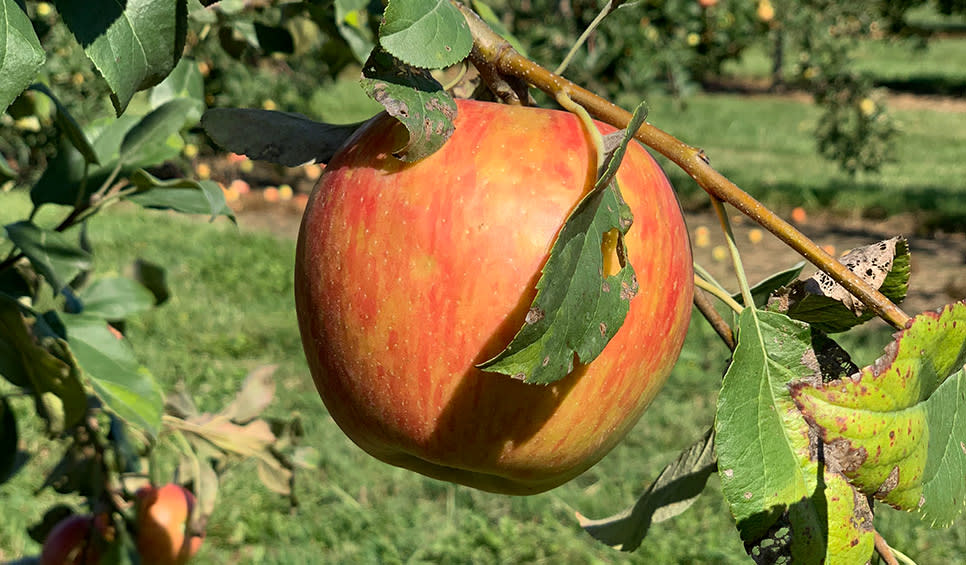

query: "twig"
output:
454 1 912 331
874 530 900 565
692 287 735 350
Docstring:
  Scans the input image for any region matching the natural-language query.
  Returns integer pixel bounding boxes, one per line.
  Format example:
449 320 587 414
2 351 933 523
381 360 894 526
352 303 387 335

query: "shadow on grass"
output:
874 75 966 97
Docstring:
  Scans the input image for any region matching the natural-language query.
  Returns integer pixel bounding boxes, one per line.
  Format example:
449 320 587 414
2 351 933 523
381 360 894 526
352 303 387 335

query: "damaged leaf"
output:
792 301 966 527
360 48 457 162
770 237 909 333
476 103 648 385
716 309 874 563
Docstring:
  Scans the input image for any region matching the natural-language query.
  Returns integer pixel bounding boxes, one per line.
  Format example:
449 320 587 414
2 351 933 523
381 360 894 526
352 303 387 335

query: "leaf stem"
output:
454 1 911 330
554 1 625 76
711 198 755 309
695 274 743 314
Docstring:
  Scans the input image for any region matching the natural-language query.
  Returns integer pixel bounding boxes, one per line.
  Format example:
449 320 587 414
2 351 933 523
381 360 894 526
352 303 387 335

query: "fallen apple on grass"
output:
135 484 203 565
295 99 693 495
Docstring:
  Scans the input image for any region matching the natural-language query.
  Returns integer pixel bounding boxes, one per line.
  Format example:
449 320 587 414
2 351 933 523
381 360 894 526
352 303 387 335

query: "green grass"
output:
623 92 966 231
722 35 966 90
2 182 965 562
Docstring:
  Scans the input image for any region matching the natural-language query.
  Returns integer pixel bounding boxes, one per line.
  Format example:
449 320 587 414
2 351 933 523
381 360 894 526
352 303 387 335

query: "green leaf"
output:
0 0 45 113
201 108 368 167
335 0 376 63
577 429 716 552
0 396 20 483
120 98 195 165
360 48 456 162
792 301 966 526
477 104 649 385
715 309 874 563
148 56 205 124
28 84 100 165
61 313 164 437
31 114 183 207
380 0 472 69
772 237 909 333
4 221 92 292
53 0 188 114
79 277 155 321
736 262 806 308
0 298 87 433
127 169 235 222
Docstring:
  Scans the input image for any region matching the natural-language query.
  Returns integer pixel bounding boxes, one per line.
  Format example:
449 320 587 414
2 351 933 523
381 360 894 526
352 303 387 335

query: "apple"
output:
295 99 693 495
40 514 111 565
135 484 203 565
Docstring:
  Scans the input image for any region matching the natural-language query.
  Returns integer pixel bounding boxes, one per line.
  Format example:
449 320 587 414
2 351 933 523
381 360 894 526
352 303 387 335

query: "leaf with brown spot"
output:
716 309 875 562
770 237 909 333
476 103 647 385
360 48 456 162
793 301 966 527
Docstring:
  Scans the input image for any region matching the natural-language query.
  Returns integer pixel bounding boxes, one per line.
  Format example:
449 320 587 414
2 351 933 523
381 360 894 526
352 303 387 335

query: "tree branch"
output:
454 1 912 331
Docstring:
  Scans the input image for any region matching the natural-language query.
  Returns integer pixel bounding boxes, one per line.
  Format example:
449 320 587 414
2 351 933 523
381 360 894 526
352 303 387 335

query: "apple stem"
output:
555 92 606 169
455 1 912 331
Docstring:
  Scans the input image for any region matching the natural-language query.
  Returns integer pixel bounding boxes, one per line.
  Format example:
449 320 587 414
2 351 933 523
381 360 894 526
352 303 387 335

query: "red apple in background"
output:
295 99 693 495
39 514 111 565
135 484 203 565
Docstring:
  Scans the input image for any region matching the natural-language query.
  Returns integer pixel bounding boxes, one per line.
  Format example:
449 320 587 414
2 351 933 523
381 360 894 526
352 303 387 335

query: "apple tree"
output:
0 2 313 563
2 1 966 564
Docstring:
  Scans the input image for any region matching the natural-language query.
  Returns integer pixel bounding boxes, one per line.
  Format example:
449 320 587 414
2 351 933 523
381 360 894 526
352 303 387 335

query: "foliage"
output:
0 2 310 563
2 1 965 564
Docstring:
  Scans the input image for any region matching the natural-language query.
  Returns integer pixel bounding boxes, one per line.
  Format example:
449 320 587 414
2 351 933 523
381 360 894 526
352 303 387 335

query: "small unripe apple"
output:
295 99 693 494
135 484 203 565
40 514 110 565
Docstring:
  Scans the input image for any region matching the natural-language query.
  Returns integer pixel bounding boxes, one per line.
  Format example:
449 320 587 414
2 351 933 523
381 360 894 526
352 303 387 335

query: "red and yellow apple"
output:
40 514 111 565
295 99 693 495
135 484 203 565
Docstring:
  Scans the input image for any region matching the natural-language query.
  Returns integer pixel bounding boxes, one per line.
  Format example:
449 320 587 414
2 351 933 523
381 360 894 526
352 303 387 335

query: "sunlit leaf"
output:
793 301 966 526
79 277 156 321
380 0 472 69
127 169 235 222
360 48 456 162
53 0 188 114
62 313 164 438
0 0 45 113
716 309 874 563
477 103 649 384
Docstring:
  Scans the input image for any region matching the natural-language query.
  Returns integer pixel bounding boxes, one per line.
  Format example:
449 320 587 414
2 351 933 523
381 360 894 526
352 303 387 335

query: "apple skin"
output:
135 484 203 565
295 99 693 495
40 514 108 565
